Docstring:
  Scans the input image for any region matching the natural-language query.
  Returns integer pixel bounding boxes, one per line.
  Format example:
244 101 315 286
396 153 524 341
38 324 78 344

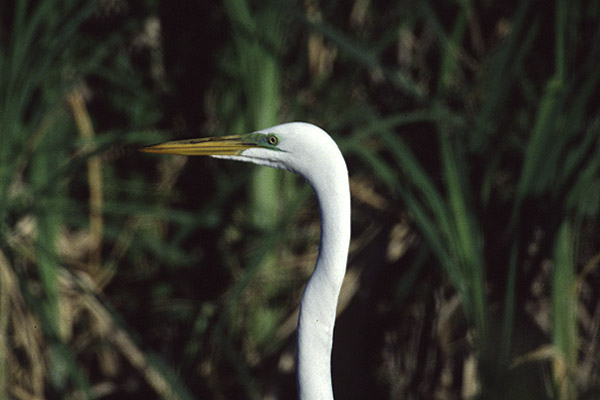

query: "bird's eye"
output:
267 134 279 145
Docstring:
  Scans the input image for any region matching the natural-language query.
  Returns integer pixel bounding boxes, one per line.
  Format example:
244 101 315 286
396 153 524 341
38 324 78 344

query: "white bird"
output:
141 122 351 400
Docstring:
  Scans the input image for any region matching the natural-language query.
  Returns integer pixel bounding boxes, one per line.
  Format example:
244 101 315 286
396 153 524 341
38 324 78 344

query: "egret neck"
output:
296 143 350 400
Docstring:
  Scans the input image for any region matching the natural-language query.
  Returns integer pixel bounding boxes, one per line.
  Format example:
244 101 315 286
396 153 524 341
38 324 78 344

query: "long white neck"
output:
296 154 351 400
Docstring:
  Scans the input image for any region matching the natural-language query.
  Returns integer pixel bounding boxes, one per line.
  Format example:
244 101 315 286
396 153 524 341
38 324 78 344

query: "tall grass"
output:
0 1 196 398
0 1 97 396
330 0 599 397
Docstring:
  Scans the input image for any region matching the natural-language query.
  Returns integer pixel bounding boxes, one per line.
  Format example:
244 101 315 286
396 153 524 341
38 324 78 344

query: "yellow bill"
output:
139 135 259 156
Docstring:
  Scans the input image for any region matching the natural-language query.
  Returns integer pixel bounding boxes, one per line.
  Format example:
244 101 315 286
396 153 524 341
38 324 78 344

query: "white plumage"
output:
142 122 351 400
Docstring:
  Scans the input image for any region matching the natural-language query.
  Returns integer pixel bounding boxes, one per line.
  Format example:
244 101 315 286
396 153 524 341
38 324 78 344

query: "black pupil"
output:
269 135 277 145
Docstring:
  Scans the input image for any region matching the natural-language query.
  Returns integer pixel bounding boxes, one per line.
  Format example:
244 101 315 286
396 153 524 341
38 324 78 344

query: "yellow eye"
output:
267 134 279 145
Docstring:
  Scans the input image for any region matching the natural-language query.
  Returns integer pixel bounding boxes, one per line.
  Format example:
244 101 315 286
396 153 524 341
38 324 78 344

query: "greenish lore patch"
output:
241 133 282 151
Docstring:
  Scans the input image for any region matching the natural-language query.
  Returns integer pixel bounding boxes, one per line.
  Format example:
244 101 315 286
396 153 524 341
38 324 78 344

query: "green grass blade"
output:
440 133 486 336
552 221 578 400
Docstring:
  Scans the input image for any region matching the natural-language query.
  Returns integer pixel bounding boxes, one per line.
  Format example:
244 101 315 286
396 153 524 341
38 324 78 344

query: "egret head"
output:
140 122 346 183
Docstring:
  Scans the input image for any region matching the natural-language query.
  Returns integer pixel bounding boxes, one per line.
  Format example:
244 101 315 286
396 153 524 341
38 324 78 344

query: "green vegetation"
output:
1 0 599 399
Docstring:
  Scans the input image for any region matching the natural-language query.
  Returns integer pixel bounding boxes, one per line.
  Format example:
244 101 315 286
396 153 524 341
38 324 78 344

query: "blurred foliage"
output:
0 0 599 399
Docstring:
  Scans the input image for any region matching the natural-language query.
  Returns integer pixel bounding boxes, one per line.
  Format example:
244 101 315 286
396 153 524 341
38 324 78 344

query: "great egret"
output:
141 122 350 400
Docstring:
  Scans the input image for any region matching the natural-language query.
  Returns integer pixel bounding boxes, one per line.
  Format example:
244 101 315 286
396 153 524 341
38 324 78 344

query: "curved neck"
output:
297 161 351 400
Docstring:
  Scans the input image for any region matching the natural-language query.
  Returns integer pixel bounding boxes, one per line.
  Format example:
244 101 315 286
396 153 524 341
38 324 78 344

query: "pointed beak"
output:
139 135 258 156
